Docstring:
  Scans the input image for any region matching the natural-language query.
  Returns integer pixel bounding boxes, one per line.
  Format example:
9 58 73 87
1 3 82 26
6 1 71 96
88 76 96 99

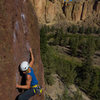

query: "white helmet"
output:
20 61 29 71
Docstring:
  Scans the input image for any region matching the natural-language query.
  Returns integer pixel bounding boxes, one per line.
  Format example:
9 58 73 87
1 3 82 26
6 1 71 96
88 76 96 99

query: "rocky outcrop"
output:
63 0 100 24
45 1 55 23
64 2 73 21
45 74 91 100
95 1 100 13
72 2 83 22
30 0 65 24
30 0 46 23
31 0 100 25
45 0 65 23
0 0 44 100
45 74 64 100
81 1 88 20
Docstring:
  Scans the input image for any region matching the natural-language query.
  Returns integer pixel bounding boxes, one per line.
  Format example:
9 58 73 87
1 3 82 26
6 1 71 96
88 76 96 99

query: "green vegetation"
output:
67 25 100 34
40 25 100 100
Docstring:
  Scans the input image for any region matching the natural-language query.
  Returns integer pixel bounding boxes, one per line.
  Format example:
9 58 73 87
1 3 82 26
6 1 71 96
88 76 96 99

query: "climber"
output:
16 48 42 100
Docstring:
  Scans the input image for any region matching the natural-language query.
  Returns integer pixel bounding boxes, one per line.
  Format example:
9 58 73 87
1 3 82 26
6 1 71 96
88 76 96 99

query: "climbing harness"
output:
32 85 42 95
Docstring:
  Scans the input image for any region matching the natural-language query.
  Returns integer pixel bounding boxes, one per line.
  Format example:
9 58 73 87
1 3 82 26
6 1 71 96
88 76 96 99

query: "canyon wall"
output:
31 0 100 25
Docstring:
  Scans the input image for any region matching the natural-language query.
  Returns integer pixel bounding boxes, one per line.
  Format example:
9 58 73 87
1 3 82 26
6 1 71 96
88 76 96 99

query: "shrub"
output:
85 27 93 34
96 28 100 34
56 56 77 85
78 26 85 34
67 25 79 34
69 37 79 56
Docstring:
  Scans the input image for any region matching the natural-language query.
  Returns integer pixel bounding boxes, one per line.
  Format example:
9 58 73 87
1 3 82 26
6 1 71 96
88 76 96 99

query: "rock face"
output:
81 1 87 20
45 74 64 100
64 0 96 22
30 0 65 24
95 1 100 13
31 0 100 25
72 2 83 22
64 2 73 21
45 0 65 23
0 0 44 100
30 0 46 23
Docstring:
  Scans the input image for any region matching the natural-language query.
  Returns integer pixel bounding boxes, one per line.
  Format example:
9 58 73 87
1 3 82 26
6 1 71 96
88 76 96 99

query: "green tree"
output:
79 26 85 34
93 27 97 34
72 25 79 34
95 38 100 50
54 28 64 45
50 26 55 32
56 57 77 85
42 47 56 85
67 26 73 33
96 28 100 34
62 88 72 100
81 37 96 63
74 90 83 100
40 26 48 54
89 69 99 96
69 37 79 56
85 27 93 34
62 34 69 47
76 37 96 91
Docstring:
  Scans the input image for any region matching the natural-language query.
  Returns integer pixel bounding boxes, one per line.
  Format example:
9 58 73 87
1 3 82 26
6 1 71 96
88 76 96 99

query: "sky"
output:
64 0 72 1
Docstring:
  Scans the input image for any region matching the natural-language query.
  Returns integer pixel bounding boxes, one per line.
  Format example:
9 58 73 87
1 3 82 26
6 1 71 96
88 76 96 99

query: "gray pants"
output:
18 88 35 100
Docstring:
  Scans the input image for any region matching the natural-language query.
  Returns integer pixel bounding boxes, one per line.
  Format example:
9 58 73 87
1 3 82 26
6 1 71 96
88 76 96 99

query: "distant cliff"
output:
31 0 100 26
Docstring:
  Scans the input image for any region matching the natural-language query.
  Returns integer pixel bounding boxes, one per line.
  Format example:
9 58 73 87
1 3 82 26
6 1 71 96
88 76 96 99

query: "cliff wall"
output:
31 0 100 26
0 0 44 100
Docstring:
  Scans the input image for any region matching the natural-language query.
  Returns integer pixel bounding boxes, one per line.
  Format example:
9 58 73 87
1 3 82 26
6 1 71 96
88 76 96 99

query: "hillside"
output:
40 26 100 100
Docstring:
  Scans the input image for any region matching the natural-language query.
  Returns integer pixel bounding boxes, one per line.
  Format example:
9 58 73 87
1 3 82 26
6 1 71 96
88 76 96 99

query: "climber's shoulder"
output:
29 63 34 68
29 64 32 67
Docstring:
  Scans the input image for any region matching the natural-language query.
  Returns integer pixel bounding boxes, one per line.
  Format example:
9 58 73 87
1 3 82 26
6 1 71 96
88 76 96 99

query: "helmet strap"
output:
26 68 29 73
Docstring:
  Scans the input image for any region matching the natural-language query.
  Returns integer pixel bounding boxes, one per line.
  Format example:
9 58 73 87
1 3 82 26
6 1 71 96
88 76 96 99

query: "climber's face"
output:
23 71 27 74
23 69 29 74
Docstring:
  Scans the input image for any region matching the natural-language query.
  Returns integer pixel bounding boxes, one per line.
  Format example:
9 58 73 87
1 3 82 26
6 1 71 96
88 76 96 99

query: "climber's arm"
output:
29 48 34 67
16 75 31 89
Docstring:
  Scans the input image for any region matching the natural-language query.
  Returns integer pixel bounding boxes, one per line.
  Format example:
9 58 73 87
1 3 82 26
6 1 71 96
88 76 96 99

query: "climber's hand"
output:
16 84 19 88
29 48 32 53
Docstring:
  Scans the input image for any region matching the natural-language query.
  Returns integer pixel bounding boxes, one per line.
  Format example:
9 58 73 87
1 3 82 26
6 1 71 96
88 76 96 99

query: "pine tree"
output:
69 37 79 56
79 26 85 34
89 69 99 96
72 25 79 34
76 37 96 91
96 28 100 34
85 27 93 34
40 26 48 54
